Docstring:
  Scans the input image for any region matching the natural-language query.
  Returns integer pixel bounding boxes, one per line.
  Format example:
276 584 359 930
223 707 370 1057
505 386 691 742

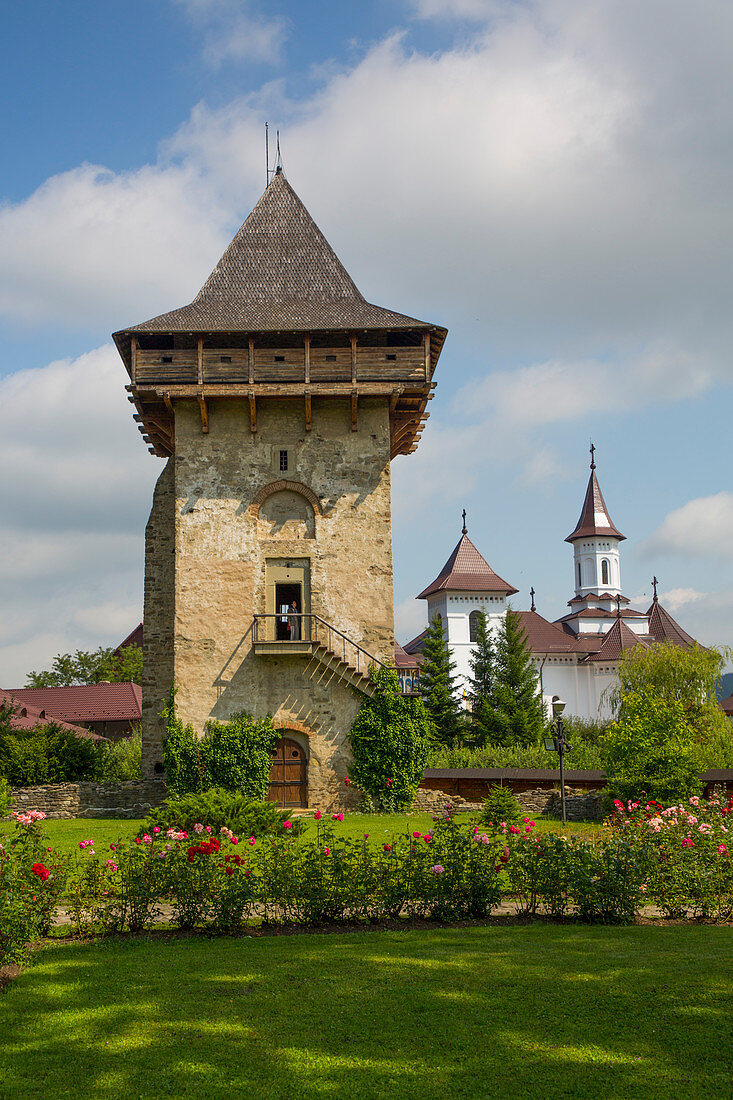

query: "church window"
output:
279 450 289 472
577 562 582 587
601 559 609 585
469 610 482 642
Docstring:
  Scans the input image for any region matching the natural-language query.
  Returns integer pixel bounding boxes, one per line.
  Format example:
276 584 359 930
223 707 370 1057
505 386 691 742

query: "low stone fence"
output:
413 784 605 822
8 779 167 819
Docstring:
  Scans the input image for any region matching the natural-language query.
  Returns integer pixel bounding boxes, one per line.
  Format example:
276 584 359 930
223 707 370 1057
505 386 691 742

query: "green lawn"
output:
0 811 601 855
1 925 731 1099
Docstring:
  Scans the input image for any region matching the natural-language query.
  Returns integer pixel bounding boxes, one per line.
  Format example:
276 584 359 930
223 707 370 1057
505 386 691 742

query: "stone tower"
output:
113 170 447 807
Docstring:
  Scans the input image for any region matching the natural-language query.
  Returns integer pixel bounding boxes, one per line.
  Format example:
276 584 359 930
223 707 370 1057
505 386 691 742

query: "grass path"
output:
1 924 731 1099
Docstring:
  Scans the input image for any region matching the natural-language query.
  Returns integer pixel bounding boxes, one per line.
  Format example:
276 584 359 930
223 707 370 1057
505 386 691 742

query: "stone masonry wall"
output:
414 785 605 822
8 779 168 820
142 395 394 808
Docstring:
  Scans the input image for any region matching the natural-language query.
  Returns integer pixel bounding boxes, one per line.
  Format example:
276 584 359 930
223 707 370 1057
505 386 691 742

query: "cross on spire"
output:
461 509 467 535
530 586 536 612
616 594 622 619
590 441 596 470
652 575 658 602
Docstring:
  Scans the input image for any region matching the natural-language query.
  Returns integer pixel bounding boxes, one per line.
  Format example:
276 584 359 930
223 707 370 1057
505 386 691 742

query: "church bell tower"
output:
113 169 447 805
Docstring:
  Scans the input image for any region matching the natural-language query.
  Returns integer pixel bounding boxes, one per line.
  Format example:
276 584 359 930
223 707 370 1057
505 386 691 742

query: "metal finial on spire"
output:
461 509 467 535
275 130 283 174
652 575 658 602
530 586 536 612
589 441 596 470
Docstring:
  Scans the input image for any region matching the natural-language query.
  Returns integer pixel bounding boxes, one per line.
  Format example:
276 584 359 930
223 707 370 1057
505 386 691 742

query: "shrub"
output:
145 789 306 838
0 811 68 964
0 724 106 786
506 832 573 917
161 688 278 798
349 667 430 811
0 775 10 817
98 728 142 782
602 690 702 806
481 784 522 827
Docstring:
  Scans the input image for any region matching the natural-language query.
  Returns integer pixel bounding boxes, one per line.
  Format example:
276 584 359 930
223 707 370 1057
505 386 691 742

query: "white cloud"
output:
173 0 288 65
659 587 707 613
641 493 733 561
395 597 428 645
0 348 158 684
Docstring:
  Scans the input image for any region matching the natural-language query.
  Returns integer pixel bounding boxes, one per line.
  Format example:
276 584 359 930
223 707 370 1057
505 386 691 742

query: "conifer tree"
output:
419 615 465 746
491 607 547 746
467 611 500 746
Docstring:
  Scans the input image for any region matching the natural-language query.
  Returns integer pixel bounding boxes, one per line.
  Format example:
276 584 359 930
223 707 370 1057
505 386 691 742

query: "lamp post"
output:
544 696 570 823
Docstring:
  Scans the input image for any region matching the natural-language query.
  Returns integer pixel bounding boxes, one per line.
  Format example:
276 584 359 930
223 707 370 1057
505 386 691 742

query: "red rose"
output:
31 863 49 881
226 866 234 876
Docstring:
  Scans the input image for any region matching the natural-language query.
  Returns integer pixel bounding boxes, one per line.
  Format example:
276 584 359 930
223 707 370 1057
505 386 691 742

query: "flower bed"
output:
2 796 733 966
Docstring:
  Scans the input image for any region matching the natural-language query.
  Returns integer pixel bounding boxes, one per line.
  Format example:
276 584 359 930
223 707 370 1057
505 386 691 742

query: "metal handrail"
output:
252 613 388 679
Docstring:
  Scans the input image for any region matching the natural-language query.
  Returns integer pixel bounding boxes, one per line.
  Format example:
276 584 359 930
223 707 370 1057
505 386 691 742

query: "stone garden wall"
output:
8 779 167 820
413 785 605 822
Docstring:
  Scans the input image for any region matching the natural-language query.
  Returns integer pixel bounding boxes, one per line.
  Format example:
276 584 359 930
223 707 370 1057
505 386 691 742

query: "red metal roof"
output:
6 683 142 723
514 611 584 654
568 592 630 606
403 629 428 655
417 533 518 599
115 623 143 652
566 466 625 543
394 642 420 668
584 617 649 662
646 600 698 648
0 691 107 740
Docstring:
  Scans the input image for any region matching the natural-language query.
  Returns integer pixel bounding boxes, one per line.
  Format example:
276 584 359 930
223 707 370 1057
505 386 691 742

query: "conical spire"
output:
121 172 437 335
417 525 518 599
566 449 625 543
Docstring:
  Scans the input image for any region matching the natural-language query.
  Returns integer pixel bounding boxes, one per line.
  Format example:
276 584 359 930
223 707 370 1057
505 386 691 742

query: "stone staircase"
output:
303 640 378 697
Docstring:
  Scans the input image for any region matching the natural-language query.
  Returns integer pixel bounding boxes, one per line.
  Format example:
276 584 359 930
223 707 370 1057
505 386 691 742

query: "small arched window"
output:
601 559 610 585
469 610 482 642
577 561 582 587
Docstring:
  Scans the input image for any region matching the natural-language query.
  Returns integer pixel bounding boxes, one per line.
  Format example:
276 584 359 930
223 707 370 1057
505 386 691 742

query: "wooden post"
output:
424 332 431 382
197 337 204 385
351 390 358 432
304 335 311 384
248 392 257 432
197 393 209 433
350 335 357 384
305 390 312 431
248 337 254 384
130 337 137 383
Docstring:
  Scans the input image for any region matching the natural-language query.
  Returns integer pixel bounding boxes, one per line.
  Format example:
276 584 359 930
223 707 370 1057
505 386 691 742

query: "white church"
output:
397 451 698 721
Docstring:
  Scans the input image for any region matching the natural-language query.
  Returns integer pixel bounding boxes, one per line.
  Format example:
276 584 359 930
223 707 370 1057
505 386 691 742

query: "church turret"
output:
415 512 517 694
566 445 625 598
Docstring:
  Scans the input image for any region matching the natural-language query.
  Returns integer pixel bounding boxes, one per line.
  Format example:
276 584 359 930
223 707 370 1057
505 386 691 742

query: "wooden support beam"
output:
424 332 431 382
197 337 204 385
248 392 257 432
131 337 138 383
304 335 311 384
350 335 357 383
248 337 254 384
163 392 174 415
304 390 312 431
197 392 209 433
389 390 401 415
351 389 358 431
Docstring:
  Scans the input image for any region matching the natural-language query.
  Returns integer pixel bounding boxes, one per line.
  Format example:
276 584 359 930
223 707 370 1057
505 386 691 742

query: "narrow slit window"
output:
161 355 173 364
220 355 232 363
601 559 610 585
275 355 285 362
279 450 289 472
325 354 337 361
385 353 397 361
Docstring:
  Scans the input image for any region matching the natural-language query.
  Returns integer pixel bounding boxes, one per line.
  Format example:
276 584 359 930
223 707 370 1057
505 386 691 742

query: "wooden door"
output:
268 737 307 807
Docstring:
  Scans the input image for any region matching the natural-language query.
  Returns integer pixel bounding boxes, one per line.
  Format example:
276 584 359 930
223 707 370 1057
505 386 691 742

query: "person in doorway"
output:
288 600 301 640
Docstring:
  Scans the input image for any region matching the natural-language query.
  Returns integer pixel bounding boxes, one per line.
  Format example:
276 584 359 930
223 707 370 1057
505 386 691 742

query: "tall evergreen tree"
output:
467 611 500 746
419 615 465 746
491 607 547 746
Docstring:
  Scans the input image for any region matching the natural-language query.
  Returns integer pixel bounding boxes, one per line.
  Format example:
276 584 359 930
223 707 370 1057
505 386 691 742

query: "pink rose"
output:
249 836 256 846
283 820 292 829
152 826 161 834
314 811 322 821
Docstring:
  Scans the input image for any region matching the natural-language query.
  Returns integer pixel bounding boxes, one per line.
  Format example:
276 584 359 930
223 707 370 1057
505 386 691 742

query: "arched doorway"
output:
268 737 308 807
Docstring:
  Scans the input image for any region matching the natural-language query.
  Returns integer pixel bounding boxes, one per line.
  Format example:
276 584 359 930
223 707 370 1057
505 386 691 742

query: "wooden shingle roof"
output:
116 170 443 337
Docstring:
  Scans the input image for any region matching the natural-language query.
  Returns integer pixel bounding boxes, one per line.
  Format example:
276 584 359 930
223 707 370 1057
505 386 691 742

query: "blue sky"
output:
1 0 733 682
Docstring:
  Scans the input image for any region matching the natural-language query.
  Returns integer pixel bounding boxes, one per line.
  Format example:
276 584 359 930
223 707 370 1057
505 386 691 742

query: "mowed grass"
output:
1 925 731 1100
0 811 602 855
